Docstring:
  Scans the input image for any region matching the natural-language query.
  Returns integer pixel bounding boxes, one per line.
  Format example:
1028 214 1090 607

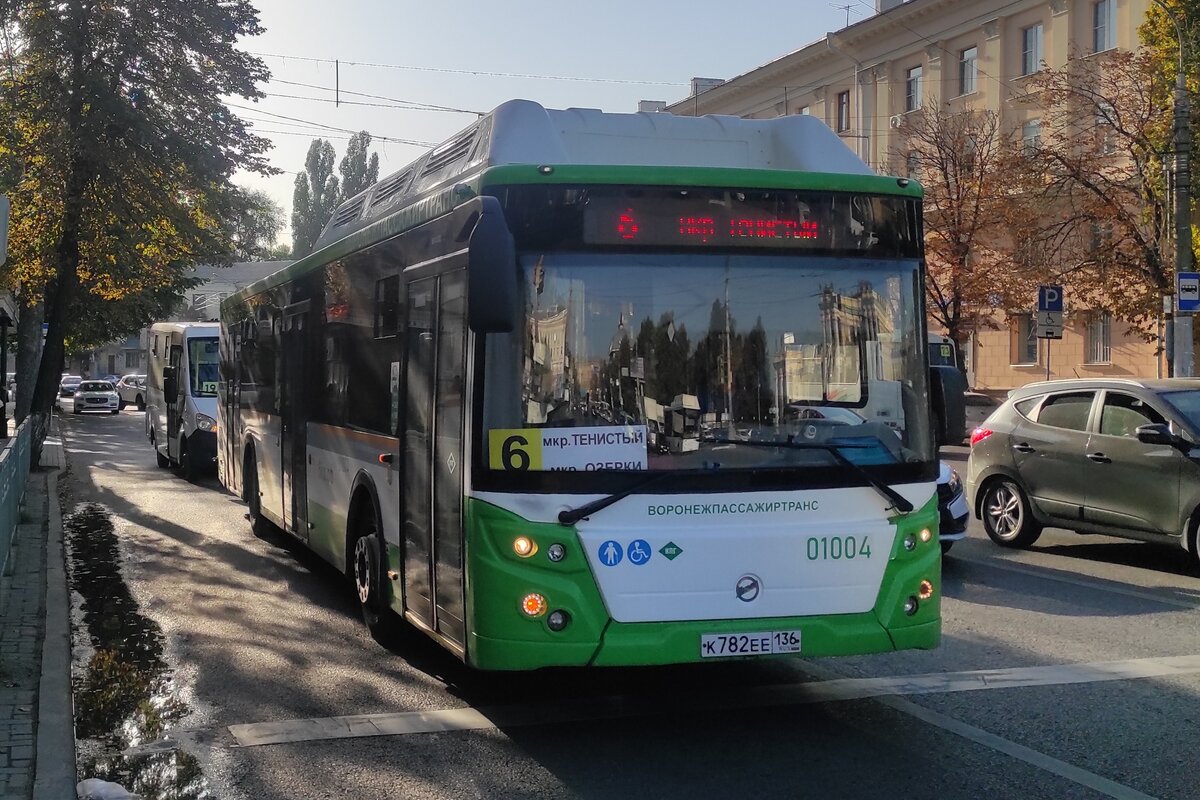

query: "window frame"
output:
1022 118 1042 154
1093 0 1115 53
836 90 850 132
1010 313 1039 365
958 46 978 96
1021 23 1044 76
1084 311 1112 365
905 65 923 112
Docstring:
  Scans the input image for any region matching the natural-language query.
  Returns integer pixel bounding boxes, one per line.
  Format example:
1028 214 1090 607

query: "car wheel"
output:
352 510 399 643
981 479 1043 548
136 395 145 412
73 408 81 415
110 409 118 415
118 400 126 410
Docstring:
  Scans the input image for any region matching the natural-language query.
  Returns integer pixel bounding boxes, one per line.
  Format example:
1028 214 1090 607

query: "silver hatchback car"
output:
967 378 1200 568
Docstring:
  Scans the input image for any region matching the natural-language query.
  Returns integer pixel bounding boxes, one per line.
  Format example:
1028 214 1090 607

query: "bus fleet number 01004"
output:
806 535 872 561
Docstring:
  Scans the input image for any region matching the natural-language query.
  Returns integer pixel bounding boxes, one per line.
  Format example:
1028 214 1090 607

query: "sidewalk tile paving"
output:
0 421 67 800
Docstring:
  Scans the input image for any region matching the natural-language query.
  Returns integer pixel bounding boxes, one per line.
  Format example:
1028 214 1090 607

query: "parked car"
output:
967 378 1200 568
56 375 83 409
116 374 147 411
938 461 968 553
71 380 119 415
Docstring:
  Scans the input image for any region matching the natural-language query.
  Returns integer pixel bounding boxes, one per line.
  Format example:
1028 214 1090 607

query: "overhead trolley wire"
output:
248 50 685 86
227 102 436 146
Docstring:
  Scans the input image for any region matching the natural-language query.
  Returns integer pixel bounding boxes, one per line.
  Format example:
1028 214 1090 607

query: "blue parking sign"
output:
1038 285 1063 313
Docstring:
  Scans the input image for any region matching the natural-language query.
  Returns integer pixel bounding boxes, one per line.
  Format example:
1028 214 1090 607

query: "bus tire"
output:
155 447 171 468
350 504 399 644
179 436 196 482
244 450 272 537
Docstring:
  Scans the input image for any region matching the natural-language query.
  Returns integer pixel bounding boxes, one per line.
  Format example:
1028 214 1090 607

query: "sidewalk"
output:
0 423 74 800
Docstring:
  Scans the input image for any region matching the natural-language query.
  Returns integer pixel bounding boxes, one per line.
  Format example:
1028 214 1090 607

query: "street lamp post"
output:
1155 0 1194 377
0 308 12 439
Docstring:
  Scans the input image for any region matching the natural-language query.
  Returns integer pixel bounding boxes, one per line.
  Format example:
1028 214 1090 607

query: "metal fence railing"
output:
0 420 33 577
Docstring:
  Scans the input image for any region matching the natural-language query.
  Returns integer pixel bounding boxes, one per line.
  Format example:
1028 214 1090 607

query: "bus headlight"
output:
903 596 919 616
546 543 566 562
919 528 932 543
513 536 536 557
196 414 217 432
547 609 570 631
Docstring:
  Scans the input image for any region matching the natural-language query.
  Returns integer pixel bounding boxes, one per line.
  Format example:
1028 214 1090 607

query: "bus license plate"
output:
700 630 801 658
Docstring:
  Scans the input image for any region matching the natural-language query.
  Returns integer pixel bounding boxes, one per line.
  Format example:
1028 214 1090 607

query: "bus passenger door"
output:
167 344 183 459
281 306 310 540
401 272 467 646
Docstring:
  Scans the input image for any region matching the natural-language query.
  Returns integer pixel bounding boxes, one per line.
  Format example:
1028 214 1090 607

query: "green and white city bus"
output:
218 99 946 670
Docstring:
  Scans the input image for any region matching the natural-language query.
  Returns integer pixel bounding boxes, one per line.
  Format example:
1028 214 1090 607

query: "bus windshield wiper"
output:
558 471 678 526
701 435 914 514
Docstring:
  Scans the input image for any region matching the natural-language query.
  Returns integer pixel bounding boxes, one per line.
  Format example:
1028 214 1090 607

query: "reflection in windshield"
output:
483 254 932 472
188 338 219 397
1161 390 1200 430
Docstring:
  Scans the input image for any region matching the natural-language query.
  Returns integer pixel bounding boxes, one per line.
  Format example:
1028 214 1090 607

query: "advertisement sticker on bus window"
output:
488 425 649 471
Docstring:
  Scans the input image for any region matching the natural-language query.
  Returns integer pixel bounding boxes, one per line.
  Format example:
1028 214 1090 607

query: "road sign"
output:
1178 272 1200 312
1036 310 1063 339
1038 285 1063 313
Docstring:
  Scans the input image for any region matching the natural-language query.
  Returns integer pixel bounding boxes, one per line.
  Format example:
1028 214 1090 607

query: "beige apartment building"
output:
664 0 1158 391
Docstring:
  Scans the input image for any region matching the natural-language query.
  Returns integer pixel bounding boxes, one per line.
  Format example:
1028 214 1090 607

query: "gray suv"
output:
966 378 1200 566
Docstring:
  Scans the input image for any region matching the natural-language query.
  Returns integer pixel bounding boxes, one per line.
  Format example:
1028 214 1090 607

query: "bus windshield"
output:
188 337 219 397
482 252 933 475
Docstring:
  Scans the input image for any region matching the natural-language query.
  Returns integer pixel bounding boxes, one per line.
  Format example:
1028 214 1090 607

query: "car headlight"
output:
196 414 217 432
948 469 962 495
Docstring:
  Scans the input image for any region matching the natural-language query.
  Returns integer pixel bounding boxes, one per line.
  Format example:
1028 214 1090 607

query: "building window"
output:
905 65 923 112
836 90 850 131
1096 101 1116 154
959 46 978 96
1022 119 1042 153
1011 314 1038 365
1093 0 1115 53
797 105 810 115
1085 311 1112 364
125 351 139 369
1021 23 1043 75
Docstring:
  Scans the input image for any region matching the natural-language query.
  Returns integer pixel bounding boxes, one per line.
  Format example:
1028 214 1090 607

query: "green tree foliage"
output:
290 139 339 258
339 131 380 200
1 0 275 452
229 188 286 261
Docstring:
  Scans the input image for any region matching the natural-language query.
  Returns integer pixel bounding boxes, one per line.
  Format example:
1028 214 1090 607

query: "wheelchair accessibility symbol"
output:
627 539 652 565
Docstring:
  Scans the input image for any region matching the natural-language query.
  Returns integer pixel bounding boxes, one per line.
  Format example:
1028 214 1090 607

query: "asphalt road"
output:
59 413 1200 800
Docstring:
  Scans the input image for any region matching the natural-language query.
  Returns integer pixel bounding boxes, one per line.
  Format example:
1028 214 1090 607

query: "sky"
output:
235 0 870 241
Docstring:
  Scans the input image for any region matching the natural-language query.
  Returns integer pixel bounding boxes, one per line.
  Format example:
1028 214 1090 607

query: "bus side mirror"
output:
929 365 967 447
467 195 517 334
162 366 177 400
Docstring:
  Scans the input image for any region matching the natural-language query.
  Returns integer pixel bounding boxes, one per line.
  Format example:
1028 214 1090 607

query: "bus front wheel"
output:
352 510 399 643
244 452 272 537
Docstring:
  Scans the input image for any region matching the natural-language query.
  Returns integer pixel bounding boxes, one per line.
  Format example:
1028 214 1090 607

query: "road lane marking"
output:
954 555 1200 610
876 695 1157 800
228 653 1200 747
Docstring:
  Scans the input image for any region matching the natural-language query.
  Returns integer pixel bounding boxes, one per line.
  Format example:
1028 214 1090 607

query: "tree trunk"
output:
15 293 43 424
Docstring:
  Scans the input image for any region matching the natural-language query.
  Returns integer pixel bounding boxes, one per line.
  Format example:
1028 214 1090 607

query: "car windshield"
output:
61 376 82 386
79 382 113 392
1159 390 1200 429
482 252 933 475
188 338 219 397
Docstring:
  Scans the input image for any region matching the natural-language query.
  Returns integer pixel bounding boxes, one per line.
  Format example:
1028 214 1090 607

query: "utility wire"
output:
227 102 434 146
269 78 481 115
249 50 684 86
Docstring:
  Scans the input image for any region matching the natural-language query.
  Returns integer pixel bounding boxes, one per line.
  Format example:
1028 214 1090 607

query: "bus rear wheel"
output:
352 511 399 644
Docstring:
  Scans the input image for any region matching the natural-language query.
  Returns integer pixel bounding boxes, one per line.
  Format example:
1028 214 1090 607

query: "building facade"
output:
665 0 1158 391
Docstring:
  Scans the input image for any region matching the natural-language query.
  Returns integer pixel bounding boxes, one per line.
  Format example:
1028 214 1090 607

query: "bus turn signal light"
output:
521 593 548 617
919 580 935 600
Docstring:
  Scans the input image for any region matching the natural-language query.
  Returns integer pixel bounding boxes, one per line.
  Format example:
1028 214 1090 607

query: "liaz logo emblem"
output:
659 541 683 560
735 574 761 603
